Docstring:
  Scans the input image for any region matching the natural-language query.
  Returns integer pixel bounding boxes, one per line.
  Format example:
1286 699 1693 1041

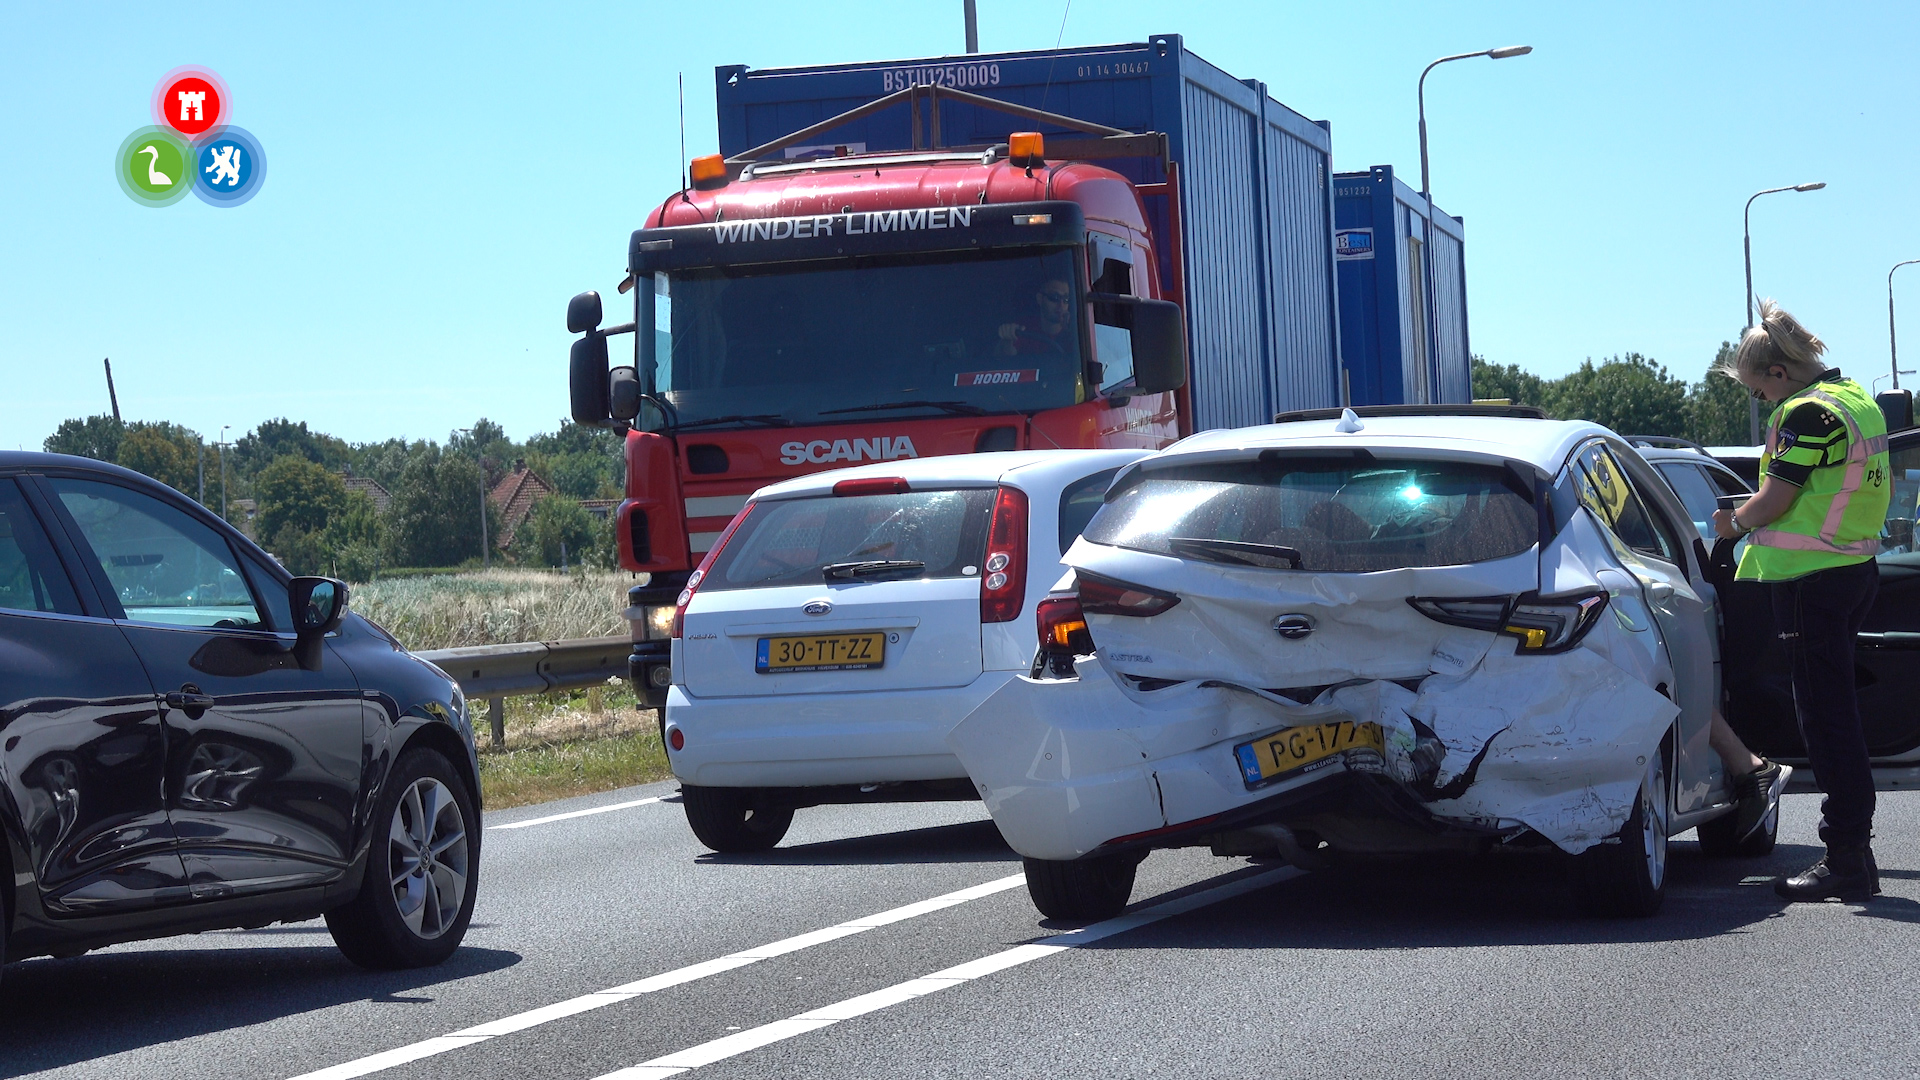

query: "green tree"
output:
116 423 202 495
1547 354 1691 438
44 415 125 461
1687 342 1751 446
514 493 599 567
386 446 500 568
1470 356 1552 412
232 419 349 479
254 455 350 541
321 490 387 581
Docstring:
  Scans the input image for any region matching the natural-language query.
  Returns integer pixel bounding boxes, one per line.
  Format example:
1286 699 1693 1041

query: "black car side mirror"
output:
289 577 348 670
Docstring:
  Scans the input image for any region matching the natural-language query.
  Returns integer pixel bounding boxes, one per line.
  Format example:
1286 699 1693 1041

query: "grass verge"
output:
480 728 674 810
476 682 674 809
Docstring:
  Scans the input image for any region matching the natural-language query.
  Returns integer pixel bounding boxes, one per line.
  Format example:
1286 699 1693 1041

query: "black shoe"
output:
1730 759 1791 841
1774 848 1878 902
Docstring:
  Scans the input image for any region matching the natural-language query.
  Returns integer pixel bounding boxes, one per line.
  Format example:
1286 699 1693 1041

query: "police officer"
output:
1713 299 1891 901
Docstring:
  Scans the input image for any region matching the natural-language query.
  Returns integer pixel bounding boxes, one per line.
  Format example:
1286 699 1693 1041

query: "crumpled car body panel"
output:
950 508 1688 862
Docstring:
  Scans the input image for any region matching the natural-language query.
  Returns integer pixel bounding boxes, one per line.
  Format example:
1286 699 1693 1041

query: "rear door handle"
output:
1646 581 1676 602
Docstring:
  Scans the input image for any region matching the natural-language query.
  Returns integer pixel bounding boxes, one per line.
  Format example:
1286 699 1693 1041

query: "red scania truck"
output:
567 36 1355 704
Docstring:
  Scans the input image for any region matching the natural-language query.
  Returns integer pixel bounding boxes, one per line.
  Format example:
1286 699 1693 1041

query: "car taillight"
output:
1407 589 1607 654
1076 571 1181 617
980 485 1028 623
670 503 755 639
1035 595 1094 678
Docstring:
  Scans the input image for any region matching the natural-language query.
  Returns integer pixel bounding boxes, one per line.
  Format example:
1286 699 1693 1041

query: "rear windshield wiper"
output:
819 400 989 417
822 560 927 581
1165 537 1304 570
672 413 792 430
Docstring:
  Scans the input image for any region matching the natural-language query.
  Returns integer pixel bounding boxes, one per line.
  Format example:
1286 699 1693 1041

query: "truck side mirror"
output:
567 290 603 335
1127 299 1187 394
570 334 611 425
609 367 642 421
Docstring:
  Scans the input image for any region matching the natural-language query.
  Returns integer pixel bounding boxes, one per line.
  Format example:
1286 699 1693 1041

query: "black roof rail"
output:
1272 404 1548 424
1621 435 1709 454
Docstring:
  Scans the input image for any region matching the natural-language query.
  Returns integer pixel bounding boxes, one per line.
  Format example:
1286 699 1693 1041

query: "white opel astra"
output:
947 408 1764 921
663 449 1152 852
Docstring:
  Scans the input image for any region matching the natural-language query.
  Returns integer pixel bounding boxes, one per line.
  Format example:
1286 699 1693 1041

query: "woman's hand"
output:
1712 508 1743 539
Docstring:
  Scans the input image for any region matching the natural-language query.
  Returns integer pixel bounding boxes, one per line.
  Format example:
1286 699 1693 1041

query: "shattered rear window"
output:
1082 456 1539 572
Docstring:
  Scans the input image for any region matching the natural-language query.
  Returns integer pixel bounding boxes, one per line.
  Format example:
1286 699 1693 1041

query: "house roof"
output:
488 464 555 549
342 474 392 514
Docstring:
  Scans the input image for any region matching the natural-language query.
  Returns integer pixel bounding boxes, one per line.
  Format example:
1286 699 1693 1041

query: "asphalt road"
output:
6 783 1919 1080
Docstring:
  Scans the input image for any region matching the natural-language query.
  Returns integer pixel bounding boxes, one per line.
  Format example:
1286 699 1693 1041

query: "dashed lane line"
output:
488 796 665 830
283 873 1025 1080
594 867 1298 1080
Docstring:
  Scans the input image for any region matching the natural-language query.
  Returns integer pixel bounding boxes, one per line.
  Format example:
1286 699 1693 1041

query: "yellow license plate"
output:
756 632 886 673
1234 720 1384 788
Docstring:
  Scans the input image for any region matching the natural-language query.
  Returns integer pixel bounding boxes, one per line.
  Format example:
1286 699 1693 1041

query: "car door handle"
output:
1646 581 1675 602
164 688 216 713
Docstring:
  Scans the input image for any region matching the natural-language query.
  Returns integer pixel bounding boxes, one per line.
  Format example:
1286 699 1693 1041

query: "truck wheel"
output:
681 785 792 852
1023 853 1140 922
1572 750 1669 918
1695 798 1779 858
326 748 479 969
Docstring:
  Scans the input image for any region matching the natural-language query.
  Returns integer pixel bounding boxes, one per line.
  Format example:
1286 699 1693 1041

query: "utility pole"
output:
197 439 205 504
103 358 122 423
964 0 978 53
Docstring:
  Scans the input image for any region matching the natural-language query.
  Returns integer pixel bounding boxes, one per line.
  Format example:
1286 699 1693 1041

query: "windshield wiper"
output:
672 413 792 430
822 560 927 582
819 400 989 417
1165 537 1304 570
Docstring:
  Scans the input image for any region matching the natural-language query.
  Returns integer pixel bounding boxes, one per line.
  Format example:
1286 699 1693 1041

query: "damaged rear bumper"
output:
946 644 1678 863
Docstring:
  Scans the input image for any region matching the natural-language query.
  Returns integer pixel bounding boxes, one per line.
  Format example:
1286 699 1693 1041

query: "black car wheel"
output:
1023 853 1140 922
680 785 792 852
327 748 479 969
1572 749 1669 918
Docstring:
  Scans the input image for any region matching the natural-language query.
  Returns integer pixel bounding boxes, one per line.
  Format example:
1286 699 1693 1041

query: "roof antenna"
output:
1334 407 1364 433
676 72 694 206
1037 0 1074 114
103 357 122 423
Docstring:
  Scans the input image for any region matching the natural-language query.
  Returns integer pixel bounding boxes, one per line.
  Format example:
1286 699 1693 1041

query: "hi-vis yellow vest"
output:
1737 375 1890 582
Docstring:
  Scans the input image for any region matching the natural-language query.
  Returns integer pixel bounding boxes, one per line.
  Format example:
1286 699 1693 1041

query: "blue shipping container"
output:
714 34 1343 430
1333 166 1470 405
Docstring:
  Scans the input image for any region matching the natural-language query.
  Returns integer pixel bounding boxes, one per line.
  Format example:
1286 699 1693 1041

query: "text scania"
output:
780 436 920 466
713 207 975 244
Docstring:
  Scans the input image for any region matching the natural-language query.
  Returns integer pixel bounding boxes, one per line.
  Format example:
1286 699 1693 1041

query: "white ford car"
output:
948 408 1758 921
664 449 1152 852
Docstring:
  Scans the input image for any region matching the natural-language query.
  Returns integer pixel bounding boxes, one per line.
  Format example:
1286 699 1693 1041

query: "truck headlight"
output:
646 603 675 640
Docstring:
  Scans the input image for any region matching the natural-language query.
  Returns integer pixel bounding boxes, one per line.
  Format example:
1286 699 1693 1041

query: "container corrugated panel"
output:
1332 166 1467 406
712 34 1342 432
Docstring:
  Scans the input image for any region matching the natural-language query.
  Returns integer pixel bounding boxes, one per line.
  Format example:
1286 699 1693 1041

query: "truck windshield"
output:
648 248 1084 429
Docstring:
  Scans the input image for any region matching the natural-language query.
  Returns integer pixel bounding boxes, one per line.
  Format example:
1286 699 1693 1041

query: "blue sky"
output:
6 1 1917 450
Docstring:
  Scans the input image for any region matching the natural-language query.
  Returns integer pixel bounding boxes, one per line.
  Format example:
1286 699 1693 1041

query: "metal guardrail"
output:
415 634 634 748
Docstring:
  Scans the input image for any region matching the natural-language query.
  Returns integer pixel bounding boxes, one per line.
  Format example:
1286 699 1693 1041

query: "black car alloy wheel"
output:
327 748 479 968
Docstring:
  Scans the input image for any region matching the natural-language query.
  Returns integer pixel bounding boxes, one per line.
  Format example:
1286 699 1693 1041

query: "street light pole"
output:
1742 181 1827 441
1416 45 1531 403
963 0 978 53
1890 259 1920 393
218 424 231 520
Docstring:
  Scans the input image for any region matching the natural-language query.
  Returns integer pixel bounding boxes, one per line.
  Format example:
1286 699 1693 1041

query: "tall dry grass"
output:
352 568 634 651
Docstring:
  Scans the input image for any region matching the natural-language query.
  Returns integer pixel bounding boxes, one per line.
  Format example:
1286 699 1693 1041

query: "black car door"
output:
1857 430 1920 756
40 475 366 900
0 476 189 915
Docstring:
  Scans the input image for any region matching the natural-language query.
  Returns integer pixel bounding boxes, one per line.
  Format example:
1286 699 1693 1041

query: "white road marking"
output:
282 873 1026 1080
488 796 665 830
594 867 1298 1080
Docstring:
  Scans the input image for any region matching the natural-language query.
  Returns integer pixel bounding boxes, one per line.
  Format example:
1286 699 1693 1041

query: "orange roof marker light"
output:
689 153 728 188
1008 131 1045 170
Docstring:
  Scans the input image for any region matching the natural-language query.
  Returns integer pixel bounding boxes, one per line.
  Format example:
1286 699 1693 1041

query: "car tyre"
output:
326 748 479 969
1572 750 1669 918
681 785 793 852
1023 853 1140 922
1694 798 1779 858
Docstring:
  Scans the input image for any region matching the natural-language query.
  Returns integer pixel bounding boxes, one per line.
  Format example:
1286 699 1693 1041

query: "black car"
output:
0 452 481 976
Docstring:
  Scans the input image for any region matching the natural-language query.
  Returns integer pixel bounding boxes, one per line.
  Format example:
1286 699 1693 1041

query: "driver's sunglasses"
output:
1037 290 1071 305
